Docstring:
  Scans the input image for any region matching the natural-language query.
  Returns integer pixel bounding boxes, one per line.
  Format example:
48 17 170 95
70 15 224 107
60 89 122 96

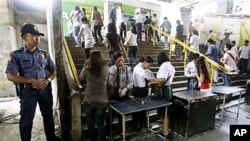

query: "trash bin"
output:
245 80 250 105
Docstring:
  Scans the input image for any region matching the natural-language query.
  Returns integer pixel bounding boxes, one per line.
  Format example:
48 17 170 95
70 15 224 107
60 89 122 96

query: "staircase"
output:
65 37 190 92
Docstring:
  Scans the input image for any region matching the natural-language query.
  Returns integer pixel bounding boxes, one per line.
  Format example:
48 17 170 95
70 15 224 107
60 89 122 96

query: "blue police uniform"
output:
6 46 57 141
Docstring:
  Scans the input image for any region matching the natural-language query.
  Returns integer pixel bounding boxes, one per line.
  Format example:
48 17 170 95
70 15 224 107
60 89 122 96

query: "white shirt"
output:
132 63 155 87
135 14 142 24
108 65 133 89
126 31 138 46
70 10 84 27
231 45 238 55
79 24 95 48
189 35 199 52
223 50 237 71
239 46 250 59
157 62 175 86
79 24 94 40
184 61 197 78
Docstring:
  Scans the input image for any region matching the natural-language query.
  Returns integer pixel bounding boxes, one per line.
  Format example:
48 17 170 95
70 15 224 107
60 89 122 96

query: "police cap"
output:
21 23 44 37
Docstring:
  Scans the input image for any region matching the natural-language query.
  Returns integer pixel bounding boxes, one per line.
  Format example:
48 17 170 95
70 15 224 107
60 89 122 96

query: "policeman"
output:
5 23 57 141
106 51 133 136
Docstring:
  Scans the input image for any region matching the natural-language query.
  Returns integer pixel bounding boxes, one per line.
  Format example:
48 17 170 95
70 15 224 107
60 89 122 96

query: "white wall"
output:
109 0 161 11
159 2 181 37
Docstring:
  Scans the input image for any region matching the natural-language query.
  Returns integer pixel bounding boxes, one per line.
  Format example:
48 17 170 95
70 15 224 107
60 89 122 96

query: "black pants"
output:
85 48 91 59
239 58 248 73
94 25 103 42
136 23 142 40
19 85 55 141
119 22 126 39
131 87 147 130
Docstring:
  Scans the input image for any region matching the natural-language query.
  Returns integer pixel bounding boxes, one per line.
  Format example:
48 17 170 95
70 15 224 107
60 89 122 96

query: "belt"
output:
23 84 37 90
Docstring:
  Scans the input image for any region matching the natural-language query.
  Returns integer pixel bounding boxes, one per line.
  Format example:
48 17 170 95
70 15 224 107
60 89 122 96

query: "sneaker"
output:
75 45 80 47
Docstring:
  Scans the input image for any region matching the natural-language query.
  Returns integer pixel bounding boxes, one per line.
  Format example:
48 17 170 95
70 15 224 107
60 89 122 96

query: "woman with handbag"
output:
124 25 138 67
148 52 175 139
79 51 109 141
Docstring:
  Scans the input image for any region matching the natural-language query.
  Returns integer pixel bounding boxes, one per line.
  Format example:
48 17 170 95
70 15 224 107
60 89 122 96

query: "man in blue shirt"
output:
6 23 57 141
206 39 219 83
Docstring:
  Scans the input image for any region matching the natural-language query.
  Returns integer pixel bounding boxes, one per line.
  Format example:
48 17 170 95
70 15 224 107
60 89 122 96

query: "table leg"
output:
122 114 126 141
236 91 242 119
147 110 149 129
110 107 112 139
220 95 226 126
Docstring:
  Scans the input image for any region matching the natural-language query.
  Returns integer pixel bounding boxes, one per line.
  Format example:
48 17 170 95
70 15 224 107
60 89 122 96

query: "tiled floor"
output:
0 98 250 141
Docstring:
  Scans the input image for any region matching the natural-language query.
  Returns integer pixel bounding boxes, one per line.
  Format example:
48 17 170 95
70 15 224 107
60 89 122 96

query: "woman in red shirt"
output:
195 56 212 92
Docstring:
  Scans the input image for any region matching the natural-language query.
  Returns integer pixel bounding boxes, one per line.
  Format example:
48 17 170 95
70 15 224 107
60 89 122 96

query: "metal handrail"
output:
146 25 236 84
63 37 82 89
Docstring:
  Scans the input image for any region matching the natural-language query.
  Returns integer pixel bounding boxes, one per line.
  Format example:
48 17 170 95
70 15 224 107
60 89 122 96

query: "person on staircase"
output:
131 56 155 130
195 56 212 92
92 6 103 43
188 29 199 62
151 13 160 42
78 17 95 59
70 6 84 47
103 23 123 67
135 12 143 41
220 43 238 86
160 17 172 50
175 20 184 59
143 15 152 42
124 25 138 67
79 51 109 141
106 51 133 137
205 39 219 84
218 32 230 58
238 40 250 75
148 52 175 139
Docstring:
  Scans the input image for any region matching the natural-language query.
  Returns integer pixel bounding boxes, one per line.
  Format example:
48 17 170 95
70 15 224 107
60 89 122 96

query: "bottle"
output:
189 79 194 96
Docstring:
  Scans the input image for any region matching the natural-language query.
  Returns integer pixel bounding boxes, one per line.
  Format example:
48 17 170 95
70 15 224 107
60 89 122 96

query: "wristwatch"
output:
47 78 52 82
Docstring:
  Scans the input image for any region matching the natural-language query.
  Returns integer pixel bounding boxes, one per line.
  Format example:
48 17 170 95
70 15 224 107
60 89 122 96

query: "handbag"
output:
106 73 114 97
151 75 171 99
124 32 131 46
151 85 163 99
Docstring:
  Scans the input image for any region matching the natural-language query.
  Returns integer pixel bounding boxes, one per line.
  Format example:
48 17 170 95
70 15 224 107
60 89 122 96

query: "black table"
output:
212 86 245 126
171 91 217 138
109 96 172 141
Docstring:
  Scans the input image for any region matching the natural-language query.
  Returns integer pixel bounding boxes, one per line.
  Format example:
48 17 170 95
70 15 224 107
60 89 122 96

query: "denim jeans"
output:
127 46 137 67
164 36 169 48
222 73 232 86
73 27 81 46
84 102 107 141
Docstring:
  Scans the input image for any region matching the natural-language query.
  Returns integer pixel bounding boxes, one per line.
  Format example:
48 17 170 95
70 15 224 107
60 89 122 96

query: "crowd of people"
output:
71 4 250 141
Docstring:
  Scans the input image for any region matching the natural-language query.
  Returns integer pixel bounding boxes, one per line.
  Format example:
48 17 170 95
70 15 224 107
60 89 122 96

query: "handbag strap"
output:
160 75 171 87
226 51 236 62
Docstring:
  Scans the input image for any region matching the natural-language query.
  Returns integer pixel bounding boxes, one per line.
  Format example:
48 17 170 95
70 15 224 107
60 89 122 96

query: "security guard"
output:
106 52 133 136
5 23 57 141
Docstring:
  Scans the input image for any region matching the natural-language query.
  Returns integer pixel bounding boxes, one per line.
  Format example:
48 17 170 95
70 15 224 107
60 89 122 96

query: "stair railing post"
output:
169 39 173 59
153 28 156 47
183 47 187 70
146 26 149 41
211 65 214 86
